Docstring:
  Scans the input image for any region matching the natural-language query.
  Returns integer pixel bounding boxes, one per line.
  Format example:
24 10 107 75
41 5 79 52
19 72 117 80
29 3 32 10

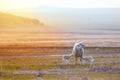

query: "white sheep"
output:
82 56 94 67
62 42 95 67
62 53 73 64
71 42 84 64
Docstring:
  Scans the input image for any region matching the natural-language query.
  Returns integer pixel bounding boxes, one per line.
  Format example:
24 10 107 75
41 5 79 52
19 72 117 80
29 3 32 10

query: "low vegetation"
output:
0 47 120 80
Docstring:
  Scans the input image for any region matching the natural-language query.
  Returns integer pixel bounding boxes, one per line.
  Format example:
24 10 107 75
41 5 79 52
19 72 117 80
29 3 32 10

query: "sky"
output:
0 0 119 31
0 0 120 11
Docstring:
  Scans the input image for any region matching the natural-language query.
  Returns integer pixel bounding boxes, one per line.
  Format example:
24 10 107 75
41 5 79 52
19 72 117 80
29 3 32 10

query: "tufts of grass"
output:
1 72 120 80
0 74 36 80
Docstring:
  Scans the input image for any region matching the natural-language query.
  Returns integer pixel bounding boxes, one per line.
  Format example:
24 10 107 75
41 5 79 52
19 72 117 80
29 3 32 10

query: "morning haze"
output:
9 7 120 32
0 0 120 80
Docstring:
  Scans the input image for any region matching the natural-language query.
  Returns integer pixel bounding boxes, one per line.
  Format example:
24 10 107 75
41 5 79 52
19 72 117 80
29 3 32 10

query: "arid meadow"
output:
0 24 120 80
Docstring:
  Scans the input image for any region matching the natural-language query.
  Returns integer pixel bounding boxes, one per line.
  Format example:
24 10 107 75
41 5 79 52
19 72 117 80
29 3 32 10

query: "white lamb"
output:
82 56 94 67
62 53 73 64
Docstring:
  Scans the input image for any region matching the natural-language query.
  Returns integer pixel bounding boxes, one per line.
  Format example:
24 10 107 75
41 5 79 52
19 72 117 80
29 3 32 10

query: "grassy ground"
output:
1 72 120 80
0 47 120 80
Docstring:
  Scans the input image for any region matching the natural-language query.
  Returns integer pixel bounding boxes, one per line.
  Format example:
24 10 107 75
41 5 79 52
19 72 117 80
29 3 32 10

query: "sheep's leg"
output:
89 58 94 67
64 59 67 64
89 60 94 68
66 59 70 64
89 62 93 68
62 57 66 65
80 58 83 65
80 58 82 62
62 59 65 64
75 57 78 64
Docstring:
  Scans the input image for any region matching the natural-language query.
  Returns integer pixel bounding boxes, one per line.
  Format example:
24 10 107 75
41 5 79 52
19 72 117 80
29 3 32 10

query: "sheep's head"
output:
74 42 84 48
77 42 84 48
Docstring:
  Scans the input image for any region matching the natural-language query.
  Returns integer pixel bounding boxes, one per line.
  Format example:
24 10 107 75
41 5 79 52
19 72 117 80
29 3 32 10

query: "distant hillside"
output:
0 12 43 26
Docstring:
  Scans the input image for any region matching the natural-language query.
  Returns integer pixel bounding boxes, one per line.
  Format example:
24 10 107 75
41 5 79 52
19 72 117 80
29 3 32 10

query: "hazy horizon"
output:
0 0 120 32
4 7 119 32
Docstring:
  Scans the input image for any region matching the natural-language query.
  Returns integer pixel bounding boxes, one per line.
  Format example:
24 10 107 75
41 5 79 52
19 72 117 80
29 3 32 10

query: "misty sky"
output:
37 8 120 29
0 0 120 32
9 7 120 31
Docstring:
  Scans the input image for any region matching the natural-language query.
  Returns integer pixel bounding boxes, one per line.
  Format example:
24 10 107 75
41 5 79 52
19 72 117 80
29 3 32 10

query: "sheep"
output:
82 56 95 67
62 42 95 67
62 53 73 64
71 42 84 64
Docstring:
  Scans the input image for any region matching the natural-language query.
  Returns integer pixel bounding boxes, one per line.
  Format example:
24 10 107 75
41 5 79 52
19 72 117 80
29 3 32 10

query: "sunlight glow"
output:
0 0 120 11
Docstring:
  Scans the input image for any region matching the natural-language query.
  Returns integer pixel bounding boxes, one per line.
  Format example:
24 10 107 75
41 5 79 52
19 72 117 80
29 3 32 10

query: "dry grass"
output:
0 48 120 80
0 46 120 80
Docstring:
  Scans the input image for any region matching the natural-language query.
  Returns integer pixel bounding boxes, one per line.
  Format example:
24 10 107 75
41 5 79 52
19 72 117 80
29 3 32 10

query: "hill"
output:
0 12 43 26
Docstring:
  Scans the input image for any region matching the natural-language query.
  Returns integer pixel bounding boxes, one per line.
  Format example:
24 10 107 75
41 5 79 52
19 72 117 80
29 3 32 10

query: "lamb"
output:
82 56 94 67
62 53 94 66
62 53 73 64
